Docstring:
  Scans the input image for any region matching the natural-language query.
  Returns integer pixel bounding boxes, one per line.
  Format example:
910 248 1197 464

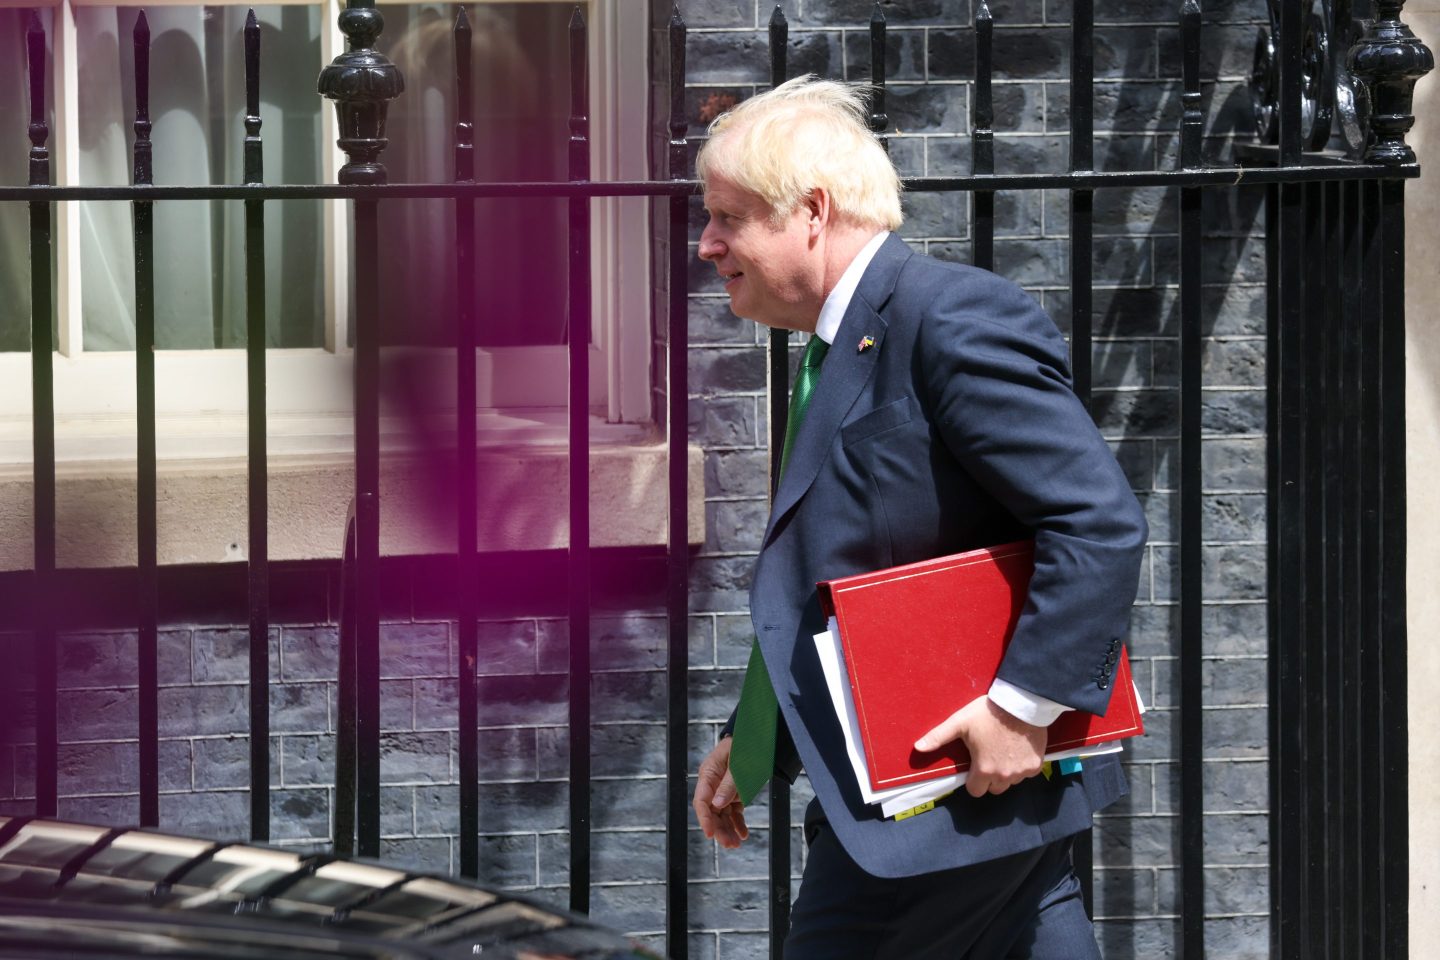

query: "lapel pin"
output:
858 335 876 353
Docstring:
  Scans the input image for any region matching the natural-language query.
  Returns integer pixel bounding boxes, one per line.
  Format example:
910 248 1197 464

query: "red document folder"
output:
817 540 1145 793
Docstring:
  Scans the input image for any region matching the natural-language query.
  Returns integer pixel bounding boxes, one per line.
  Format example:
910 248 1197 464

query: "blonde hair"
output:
696 75 903 231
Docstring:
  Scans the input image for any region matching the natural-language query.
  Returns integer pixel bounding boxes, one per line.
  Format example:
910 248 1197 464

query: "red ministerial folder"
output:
817 540 1144 794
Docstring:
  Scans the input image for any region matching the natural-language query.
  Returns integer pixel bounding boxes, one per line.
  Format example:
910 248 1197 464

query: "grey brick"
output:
476 781 567 832
592 615 667 671
475 619 540 675
687 878 769 931
1093 918 1181 959
802 0 967 25
690 297 751 345
591 882 667 937
993 237 1068 286
1200 865 1270 916
1154 339 1266 389
194 736 280 790
1201 390 1267 436
158 683 248 737
57 688 137 741
1093 814 1179 865
690 669 744 723
1154 656 1266 709
1093 389 1177 438
690 396 758 448
706 449 769 499
379 836 450 874
715 614 755 668
589 723 666 779
689 556 755 613
1203 759 1267 812
706 499 769 554
1104 762 1153 815
272 681 330 734
159 790 249 839
684 33 769 85
474 726 538 781
537 831 569 886
412 677 457 730
684 1 752 29
886 84 969 133
381 784 414 836
193 628 280 683
57 740 185 796
477 832 539 887
1152 544 1266 603
690 347 767 395
1203 706 1267 758
1092 866 1157 919
995 134 1069 177
690 615 717 668
476 674 567 726
592 672 665 723
270 788 331 841
59 794 139 826
380 731 450 783
280 734 335 786
1109 439 1155 492
412 784 455 835
593 777 666 830
379 621 449 679
280 626 338 682
1202 438 1266 490
593 829 665 884
844 27 927 82
898 191 968 239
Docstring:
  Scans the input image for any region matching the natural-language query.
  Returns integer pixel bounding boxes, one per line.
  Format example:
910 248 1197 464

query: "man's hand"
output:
914 694 1048 798
693 736 750 849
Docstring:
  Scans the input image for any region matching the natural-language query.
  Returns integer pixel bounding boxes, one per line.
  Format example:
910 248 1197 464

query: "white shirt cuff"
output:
987 678 1071 727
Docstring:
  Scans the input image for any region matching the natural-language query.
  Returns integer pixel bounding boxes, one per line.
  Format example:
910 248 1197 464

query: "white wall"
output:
1408 3 1440 954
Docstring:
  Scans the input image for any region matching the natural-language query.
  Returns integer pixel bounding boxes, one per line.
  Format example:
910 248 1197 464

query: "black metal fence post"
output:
26 10 57 822
1177 3 1205 955
971 1 993 271
453 4 480 883
318 0 404 860
131 11 160 831
566 4 593 916
765 9 792 957
242 8 271 845
665 7 690 958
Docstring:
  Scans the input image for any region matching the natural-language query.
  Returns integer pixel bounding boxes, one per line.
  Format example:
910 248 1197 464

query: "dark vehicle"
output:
0 817 663 960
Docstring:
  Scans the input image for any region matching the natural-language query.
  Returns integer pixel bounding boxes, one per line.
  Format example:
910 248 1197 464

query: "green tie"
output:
729 334 829 805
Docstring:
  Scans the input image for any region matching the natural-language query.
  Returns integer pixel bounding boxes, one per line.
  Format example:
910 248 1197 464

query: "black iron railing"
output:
14 2 1432 959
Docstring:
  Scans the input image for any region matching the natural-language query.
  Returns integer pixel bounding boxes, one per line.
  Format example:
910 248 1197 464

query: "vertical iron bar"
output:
766 9 792 958
1337 178 1362 960
242 9 270 844
868 4 887 154
353 190 381 858
1067 0 1095 916
567 5 592 916
1301 180 1326 960
1321 178 1344 960
334 507 359 858
314 0 404 864
132 11 159 830
1377 176 1408 960
1356 178 1382 959
452 5 479 882
1271 0 1307 952
665 8 690 958
972 1 993 271
1177 3 1204 956
26 11 57 820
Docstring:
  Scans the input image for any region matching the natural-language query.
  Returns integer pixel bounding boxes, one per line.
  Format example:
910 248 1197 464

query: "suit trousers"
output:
785 802 1101 960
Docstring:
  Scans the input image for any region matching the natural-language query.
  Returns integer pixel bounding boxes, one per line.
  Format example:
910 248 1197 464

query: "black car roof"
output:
0 817 661 960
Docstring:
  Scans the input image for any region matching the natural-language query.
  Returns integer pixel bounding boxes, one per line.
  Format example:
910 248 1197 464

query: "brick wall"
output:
2 1 1273 958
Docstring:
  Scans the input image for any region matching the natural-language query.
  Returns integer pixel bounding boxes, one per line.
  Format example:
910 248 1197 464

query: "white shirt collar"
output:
814 231 890 346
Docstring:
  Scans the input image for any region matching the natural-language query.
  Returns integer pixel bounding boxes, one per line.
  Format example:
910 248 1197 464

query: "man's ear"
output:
804 188 832 240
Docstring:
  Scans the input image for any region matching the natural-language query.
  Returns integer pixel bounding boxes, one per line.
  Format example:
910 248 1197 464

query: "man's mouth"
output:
721 271 743 290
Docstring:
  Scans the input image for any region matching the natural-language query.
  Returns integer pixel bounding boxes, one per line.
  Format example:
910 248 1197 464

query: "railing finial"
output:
1348 0 1434 164
317 0 405 185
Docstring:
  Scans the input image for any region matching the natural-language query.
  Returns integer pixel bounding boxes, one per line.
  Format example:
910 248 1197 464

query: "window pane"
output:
378 2 575 348
0 8 57 354
76 5 324 350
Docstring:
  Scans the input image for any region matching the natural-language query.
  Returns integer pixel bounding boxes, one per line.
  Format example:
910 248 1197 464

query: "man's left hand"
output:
914 695 1047 798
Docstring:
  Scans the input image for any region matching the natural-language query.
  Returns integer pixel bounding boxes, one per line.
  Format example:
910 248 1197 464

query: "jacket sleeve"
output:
917 269 1148 716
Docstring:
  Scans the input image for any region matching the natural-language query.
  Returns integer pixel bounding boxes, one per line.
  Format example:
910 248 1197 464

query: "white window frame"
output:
0 0 652 466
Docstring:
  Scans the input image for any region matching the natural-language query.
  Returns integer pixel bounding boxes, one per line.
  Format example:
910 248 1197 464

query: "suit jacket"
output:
748 234 1147 879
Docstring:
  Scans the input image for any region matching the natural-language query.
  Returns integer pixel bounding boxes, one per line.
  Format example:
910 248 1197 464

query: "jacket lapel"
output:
762 235 911 548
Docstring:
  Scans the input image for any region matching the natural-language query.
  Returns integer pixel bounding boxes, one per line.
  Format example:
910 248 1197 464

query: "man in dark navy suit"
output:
689 76 1147 959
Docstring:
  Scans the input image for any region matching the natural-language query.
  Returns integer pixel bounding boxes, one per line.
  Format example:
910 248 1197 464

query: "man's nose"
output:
698 228 723 262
